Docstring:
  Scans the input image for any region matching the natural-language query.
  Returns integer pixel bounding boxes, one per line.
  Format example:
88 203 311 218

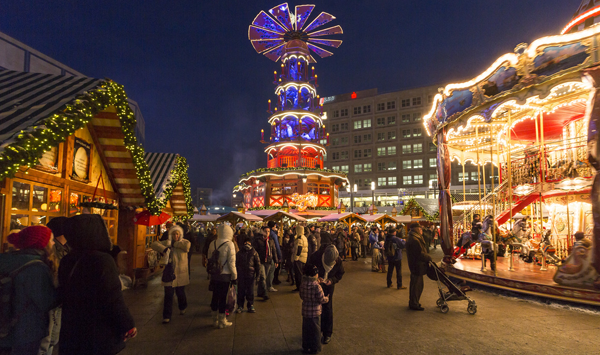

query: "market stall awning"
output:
217 211 263 224
318 212 366 225
262 211 307 222
190 213 219 222
144 152 193 218
362 214 412 225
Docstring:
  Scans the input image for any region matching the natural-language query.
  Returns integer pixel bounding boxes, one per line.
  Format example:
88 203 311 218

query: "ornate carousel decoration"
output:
237 3 348 211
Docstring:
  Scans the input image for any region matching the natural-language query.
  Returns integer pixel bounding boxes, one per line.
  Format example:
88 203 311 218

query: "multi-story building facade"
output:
195 188 213 207
323 87 495 211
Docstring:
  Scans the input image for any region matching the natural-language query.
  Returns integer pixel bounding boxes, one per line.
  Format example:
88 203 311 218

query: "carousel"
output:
235 3 349 215
426 7 600 304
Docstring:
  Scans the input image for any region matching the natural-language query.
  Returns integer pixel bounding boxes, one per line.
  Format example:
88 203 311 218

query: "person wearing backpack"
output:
0 226 56 355
58 214 136 355
384 227 407 290
151 224 190 324
207 224 237 328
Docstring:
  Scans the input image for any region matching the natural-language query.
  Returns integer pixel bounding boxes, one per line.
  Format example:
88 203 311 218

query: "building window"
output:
388 177 397 186
402 129 411 138
332 124 339 132
341 151 349 160
471 172 478 181
378 177 387 187
334 110 340 118
341 109 348 116
458 172 466 182
332 138 340 146
363 105 371 113
353 106 362 115
354 135 362 144
354 120 362 129
340 165 349 173
354 149 362 158
332 152 339 160
429 174 437 186
377 162 387 171
364 163 372 172
363 134 372 142
388 162 397 171
332 165 339 171
401 99 411 107
403 176 412 185
354 179 363 187
402 114 411 123
387 116 396 125
377 147 386 156
414 175 424 184
429 158 437 167
413 144 422 153
427 95 433 104
429 143 436 152
341 136 349 145
413 159 423 169
377 117 385 126
413 128 422 137
387 101 396 110
388 131 396 140
403 160 412 169
413 113 421 122
364 149 372 158
320 138 327 145
402 144 411 154
354 164 362 173
363 119 371 128
364 178 372 187
377 103 385 111
388 146 396 155
377 132 385 141
412 97 422 106
341 122 349 130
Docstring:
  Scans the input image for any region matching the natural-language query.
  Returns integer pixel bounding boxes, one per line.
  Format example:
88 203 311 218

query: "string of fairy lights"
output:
0 80 193 220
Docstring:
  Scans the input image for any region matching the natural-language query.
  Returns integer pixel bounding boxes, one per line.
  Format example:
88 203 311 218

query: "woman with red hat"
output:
0 225 57 355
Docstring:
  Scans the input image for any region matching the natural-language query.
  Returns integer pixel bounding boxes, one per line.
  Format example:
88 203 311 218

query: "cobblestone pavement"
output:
121 249 600 355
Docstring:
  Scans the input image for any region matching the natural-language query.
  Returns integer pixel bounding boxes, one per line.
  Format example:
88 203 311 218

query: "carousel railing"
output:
267 155 323 169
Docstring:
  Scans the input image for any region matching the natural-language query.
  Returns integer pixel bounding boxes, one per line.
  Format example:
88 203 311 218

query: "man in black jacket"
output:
306 232 345 345
235 236 261 313
253 226 278 300
406 223 432 311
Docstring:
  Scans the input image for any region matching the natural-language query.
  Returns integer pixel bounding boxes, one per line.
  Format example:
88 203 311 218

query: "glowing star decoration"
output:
291 192 318 212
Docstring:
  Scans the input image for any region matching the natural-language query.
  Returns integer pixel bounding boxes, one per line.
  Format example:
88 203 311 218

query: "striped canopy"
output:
144 152 191 216
0 70 102 147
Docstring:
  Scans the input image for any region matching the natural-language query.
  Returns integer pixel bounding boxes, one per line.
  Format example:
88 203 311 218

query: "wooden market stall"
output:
318 212 366 228
217 211 263 226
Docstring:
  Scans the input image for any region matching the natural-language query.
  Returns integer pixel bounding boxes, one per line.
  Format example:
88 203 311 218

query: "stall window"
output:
283 183 298 195
308 183 318 194
319 184 330 195
10 180 63 231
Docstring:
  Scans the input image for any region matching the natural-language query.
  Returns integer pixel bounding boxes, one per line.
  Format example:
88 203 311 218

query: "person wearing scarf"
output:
406 223 432 311
306 231 344 346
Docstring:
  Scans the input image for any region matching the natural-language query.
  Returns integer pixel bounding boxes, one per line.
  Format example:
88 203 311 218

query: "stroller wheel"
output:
440 304 449 314
467 304 477 315
436 299 444 307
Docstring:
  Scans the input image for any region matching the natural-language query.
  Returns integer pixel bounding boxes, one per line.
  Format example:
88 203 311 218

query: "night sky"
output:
0 0 578 204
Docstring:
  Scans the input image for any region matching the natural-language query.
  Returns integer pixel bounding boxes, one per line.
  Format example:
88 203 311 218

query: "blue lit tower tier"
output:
236 3 348 210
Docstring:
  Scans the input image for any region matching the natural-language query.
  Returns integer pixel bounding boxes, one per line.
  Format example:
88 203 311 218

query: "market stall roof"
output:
318 212 366 225
362 214 412 225
144 152 193 218
190 213 219 222
0 70 159 209
217 211 263 224
262 211 307 222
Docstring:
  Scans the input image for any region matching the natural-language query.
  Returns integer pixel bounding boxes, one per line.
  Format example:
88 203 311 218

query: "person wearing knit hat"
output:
0 226 56 355
406 222 431 311
306 231 345 346
292 225 308 291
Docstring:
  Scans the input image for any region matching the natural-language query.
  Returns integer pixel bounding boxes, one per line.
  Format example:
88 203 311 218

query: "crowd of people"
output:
0 213 438 355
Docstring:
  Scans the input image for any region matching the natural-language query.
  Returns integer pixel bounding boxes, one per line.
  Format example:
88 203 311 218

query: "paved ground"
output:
121 249 600 355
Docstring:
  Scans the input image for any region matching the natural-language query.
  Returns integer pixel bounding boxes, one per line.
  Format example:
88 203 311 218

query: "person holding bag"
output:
207 224 237 329
151 225 191 324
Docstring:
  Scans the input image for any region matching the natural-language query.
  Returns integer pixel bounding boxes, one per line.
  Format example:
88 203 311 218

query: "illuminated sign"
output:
322 96 335 104
351 92 357 99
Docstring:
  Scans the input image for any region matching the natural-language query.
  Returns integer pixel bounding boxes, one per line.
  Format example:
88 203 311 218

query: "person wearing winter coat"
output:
253 226 278 300
207 224 237 328
383 227 407 289
235 236 261 313
406 223 432 311
332 228 346 261
292 225 308 291
306 232 344 346
0 226 56 355
349 227 360 261
178 222 196 276
151 225 191 324
266 221 283 288
369 227 381 272
282 230 296 285
359 227 368 258
58 214 136 355
306 225 319 259
299 265 329 354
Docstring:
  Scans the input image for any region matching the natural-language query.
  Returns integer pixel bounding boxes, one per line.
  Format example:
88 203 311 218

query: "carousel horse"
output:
535 230 561 265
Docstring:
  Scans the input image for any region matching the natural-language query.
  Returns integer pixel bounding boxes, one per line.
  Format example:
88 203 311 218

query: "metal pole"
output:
490 124 497 277
476 126 482 218
462 157 467 231
507 110 515 271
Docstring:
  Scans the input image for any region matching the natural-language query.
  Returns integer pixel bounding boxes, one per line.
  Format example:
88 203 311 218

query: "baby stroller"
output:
428 262 477 315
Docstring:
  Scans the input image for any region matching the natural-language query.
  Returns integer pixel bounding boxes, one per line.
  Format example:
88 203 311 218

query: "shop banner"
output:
36 146 59 172
72 137 91 183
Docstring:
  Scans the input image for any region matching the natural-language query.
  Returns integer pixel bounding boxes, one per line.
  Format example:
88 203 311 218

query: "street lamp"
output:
352 183 357 212
371 181 376 214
